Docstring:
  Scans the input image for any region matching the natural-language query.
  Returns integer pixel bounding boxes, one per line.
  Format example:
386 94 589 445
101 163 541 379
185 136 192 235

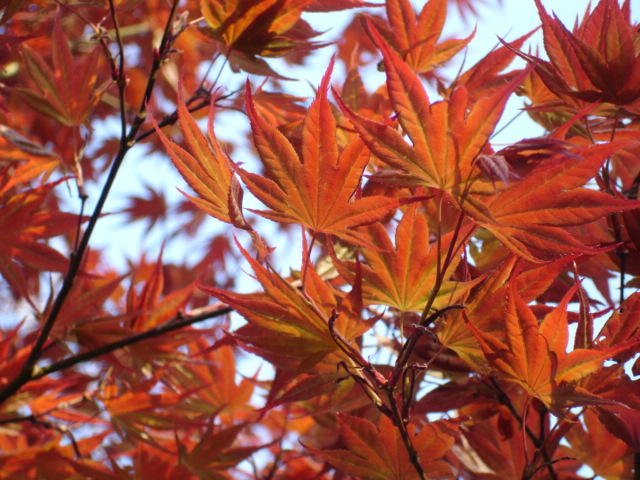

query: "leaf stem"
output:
300 231 317 296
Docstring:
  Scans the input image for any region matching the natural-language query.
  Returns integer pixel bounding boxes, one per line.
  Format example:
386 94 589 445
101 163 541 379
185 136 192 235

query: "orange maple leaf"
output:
0 125 59 194
122 185 168 233
466 275 640 409
371 0 474 74
465 142 640 260
561 408 635 478
201 0 318 57
164 340 255 422
126 254 194 332
307 414 458 480
0 181 83 303
455 390 575 479
202 239 371 374
438 255 576 371
333 205 479 313
200 0 326 77
596 291 640 370
449 29 537 102
237 57 410 249
8 14 107 126
337 22 529 198
101 376 194 441
44 270 129 344
152 93 234 225
177 424 263 477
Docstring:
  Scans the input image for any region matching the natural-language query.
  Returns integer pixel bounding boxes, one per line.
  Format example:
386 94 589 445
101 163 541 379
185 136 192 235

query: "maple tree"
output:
1 0 640 478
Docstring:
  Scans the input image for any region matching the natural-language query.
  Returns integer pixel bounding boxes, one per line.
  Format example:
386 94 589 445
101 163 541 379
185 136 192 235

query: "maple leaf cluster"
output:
0 0 639 478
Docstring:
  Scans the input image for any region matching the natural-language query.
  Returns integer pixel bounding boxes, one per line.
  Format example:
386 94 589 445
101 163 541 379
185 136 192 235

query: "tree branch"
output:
0 0 182 407
33 304 231 380
0 303 232 418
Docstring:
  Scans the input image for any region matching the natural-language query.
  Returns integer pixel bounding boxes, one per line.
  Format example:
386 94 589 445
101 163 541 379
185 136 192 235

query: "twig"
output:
133 89 237 144
109 0 127 137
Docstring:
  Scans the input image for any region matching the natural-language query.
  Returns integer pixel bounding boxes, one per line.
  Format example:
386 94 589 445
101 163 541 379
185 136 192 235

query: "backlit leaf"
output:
307 414 458 479
338 22 529 199
238 58 408 248
202 239 371 373
378 0 473 74
152 93 234 225
466 276 640 408
9 14 106 126
561 408 634 479
333 205 479 312
467 142 640 260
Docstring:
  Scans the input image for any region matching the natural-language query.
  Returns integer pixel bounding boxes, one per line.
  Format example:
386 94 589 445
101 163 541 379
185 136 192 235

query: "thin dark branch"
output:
33 305 231 380
134 96 209 143
0 0 182 407
108 0 127 137
0 304 231 423
525 457 574 480
392 206 473 382
131 0 181 129
73 193 87 253
133 89 238 145
53 0 119 79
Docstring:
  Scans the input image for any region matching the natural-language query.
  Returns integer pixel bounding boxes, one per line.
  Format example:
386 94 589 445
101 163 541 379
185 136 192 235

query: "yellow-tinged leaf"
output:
438 255 575 370
338 22 530 199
